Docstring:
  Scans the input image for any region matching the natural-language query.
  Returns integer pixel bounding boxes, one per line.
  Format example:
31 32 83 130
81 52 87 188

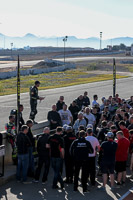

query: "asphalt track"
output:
0 56 133 68
0 77 133 131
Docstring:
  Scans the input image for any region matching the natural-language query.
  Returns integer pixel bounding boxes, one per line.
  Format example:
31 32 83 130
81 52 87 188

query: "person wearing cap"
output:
73 112 87 134
70 130 93 193
85 128 100 186
99 132 117 190
29 81 45 122
63 126 76 183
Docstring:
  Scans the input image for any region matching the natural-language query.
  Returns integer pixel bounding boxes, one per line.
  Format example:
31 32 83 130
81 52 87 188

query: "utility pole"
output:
63 36 68 65
100 32 102 50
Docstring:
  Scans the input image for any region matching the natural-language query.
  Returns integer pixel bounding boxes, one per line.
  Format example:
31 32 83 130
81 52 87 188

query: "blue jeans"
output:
16 154 29 182
28 147 34 172
51 157 64 187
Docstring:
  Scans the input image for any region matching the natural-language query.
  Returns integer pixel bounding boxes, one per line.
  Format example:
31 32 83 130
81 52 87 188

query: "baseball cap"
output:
86 124 93 129
66 126 72 131
106 132 114 138
63 124 68 130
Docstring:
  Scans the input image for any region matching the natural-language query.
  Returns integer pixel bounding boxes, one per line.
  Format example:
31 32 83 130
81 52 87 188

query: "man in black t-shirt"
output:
100 132 117 190
47 105 61 130
34 127 50 184
47 127 64 189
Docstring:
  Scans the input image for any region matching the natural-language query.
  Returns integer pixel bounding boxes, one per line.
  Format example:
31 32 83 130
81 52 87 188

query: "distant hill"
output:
0 33 133 49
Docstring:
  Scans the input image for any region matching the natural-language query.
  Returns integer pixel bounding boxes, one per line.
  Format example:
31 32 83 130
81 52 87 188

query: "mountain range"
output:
0 33 133 49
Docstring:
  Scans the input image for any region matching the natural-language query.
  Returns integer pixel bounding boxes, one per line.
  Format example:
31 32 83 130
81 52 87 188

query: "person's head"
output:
130 108 133 115
66 126 73 133
92 107 97 114
124 112 129 121
130 96 133 102
84 91 88 97
102 114 107 121
78 112 84 120
106 132 114 140
107 121 114 129
86 128 93 136
111 98 116 105
20 104 24 112
78 95 83 100
59 96 64 102
85 107 90 114
43 127 50 134
101 120 107 128
78 125 85 132
72 100 77 107
62 124 68 131
52 104 57 111
9 115 15 123
125 106 130 113
119 120 126 130
129 129 133 137
110 125 117 132
21 125 28 134
26 119 33 128
93 94 98 100
63 104 67 111
101 97 106 103
116 131 124 140
104 106 109 112
79 130 86 138
108 96 112 102
35 80 40 87
56 126 63 135
130 116 133 124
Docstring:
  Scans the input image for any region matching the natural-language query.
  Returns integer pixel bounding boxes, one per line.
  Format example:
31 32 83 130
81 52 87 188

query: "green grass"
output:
0 69 128 96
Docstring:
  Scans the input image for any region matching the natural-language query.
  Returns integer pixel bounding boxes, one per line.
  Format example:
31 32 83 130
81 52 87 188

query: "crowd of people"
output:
5 80 133 193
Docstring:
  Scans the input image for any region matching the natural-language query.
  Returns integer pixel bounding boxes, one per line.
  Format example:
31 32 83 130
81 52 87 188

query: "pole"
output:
17 55 20 134
113 58 116 97
64 39 65 65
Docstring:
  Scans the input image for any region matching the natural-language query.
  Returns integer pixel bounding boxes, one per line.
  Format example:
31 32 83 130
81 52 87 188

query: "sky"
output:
0 0 133 39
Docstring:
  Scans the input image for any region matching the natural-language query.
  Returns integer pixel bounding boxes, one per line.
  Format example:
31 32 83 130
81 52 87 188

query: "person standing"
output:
26 119 35 177
47 127 64 189
58 104 73 126
47 105 61 130
99 132 118 191
115 131 130 187
63 126 76 183
56 96 65 111
29 81 44 122
16 125 31 184
85 128 100 186
34 127 50 184
70 130 93 193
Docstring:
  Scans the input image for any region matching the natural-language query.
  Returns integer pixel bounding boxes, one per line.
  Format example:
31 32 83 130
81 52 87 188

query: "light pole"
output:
63 36 68 65
100 32 102 50
11 42 13 57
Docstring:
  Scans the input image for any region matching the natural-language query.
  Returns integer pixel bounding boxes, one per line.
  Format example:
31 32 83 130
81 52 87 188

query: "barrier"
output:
0 145 5 177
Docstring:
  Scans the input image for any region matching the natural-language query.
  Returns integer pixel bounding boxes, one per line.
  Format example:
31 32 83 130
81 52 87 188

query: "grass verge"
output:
0 69 128 96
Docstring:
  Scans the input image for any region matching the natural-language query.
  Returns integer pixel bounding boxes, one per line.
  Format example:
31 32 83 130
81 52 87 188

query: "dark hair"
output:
9 115 14 120
26 119 33 125
93 94 98 99
117 130 123 136
79 125 85 131
124 112 129 119
79 130 86 137
129 129 133 135
119 120 126 127
56 126 62 133
87 128 93 135
20 104 23 108
35 80 40 85
102 120 107 127
111 125 116 130
21 125 28 132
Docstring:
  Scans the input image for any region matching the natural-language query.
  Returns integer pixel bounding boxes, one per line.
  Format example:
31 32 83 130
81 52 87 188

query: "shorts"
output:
101 161 115 174
115 161 126 173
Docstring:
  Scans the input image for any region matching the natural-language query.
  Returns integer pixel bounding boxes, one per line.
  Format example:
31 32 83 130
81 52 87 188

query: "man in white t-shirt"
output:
84 107 96 126
85 128 100 186
59 104 73 126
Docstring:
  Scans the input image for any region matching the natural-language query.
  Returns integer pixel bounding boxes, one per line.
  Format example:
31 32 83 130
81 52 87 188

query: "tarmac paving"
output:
0 163 133 200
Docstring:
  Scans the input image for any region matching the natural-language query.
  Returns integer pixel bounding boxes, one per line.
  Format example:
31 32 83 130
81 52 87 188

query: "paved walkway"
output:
0 166 133 200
